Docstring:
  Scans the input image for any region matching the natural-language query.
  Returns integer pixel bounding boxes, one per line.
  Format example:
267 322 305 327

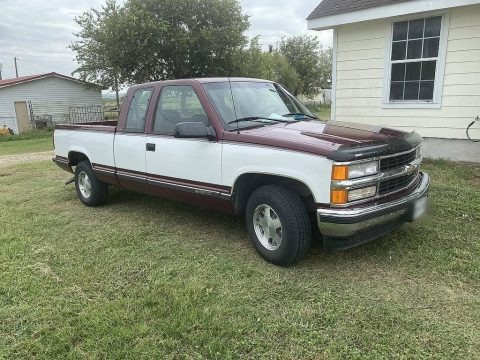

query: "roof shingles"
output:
307 0 415 20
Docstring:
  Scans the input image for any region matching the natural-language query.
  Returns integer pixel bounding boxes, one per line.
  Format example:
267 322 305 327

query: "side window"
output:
125 88 154 131
154 85 209 134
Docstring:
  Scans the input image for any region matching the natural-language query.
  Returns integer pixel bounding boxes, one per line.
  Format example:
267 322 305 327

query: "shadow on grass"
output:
100 185 420 270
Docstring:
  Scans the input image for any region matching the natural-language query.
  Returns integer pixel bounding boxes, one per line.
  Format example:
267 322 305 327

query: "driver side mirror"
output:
174 122 216 140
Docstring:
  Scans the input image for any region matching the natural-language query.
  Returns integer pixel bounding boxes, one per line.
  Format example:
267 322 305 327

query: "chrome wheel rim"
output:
78 171 92 199
253 204 283 251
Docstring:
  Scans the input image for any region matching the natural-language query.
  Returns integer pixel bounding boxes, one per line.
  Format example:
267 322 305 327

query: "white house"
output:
0 72 102 134
307 0 480 161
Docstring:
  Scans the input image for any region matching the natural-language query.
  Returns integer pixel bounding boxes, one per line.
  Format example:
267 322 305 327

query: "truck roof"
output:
194 77 274 84
127 77 274 91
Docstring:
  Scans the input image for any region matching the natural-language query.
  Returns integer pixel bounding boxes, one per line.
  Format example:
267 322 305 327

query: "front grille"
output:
379 174 417 195
380 151 416 171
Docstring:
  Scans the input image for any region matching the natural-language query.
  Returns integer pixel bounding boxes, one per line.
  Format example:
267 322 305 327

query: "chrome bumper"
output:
317 173 430 249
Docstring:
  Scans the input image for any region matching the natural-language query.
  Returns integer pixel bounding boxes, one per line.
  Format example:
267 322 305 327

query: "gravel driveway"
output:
0 151 54 167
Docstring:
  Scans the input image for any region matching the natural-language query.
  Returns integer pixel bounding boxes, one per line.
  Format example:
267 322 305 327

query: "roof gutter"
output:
307 0 480 30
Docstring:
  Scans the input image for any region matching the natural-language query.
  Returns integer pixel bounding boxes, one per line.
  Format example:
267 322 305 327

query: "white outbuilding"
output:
307 0 480 162
0 72 102 134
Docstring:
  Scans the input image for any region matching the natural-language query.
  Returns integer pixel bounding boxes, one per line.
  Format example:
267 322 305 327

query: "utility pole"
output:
14 57 19 77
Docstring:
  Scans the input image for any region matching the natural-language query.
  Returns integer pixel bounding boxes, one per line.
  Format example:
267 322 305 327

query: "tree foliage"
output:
235 36 330 96
278 35 332 96
71 0 249 86
70 0 332 99
69 0 126 88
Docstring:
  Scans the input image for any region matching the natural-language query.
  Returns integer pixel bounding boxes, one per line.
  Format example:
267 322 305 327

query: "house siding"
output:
334 4 480 139
0 77 102 133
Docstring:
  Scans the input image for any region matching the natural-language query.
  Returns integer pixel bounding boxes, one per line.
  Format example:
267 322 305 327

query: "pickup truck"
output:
53 78 430 266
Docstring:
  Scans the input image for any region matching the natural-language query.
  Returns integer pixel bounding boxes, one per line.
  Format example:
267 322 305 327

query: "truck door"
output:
114 87 154 190
145 85 224 204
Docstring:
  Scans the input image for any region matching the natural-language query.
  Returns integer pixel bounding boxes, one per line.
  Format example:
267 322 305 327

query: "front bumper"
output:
317 172 430 250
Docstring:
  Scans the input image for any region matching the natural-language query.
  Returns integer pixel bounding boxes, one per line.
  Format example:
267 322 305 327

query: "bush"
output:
0 128 53 142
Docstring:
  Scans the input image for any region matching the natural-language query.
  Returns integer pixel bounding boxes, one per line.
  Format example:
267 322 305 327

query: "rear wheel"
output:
246 185 311 266
74 161 108 207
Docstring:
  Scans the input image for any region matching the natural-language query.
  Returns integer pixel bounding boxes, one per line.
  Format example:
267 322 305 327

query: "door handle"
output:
146 143 156 152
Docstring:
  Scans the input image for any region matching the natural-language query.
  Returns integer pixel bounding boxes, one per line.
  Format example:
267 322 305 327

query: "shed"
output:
307 0 480 162
0 72 102 134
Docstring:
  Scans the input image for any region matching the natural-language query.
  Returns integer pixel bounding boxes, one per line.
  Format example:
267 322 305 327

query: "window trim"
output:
382 11 450 109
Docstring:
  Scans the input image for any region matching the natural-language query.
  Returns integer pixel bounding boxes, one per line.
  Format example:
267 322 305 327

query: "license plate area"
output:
410 196 428 221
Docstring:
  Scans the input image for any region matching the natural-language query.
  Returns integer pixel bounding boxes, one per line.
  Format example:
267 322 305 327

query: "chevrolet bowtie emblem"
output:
405 164 418 175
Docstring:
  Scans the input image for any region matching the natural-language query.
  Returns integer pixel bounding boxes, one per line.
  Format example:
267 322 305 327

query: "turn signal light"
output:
331 189 348 204
331 165 348 180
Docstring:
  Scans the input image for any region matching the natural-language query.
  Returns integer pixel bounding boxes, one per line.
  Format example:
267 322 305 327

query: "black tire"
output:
246 185 312 266
74 160 108 207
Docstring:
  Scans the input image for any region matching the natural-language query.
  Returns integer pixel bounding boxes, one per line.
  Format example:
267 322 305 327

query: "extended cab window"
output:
125 88 154 132
154 86 209 134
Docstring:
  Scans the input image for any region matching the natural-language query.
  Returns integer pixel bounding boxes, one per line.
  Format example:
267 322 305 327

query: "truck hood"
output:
223 120 422 161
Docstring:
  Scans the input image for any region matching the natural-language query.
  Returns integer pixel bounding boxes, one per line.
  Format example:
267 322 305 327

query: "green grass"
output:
316 108 331 121
0 137 53 156
304 103 331 121
0 160 479 359
0 129 53 142
0 129 53 155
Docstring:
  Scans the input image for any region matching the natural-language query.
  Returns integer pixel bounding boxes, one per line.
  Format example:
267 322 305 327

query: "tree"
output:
278 35 331 97
70 0 249 88
236 37 265 79
260 53 302 94
235 37 302 94
318 47 333 90
70 0 128 108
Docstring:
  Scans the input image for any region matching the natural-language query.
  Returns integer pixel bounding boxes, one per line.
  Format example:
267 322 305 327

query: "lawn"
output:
0 130 53 156
0 137 53 156
0 159 479 359
304 103 331 121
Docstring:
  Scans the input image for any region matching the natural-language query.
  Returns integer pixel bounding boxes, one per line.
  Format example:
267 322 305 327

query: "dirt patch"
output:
0 151 54 167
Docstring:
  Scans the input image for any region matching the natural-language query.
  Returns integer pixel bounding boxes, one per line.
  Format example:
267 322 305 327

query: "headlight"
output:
348 161 379 179
332 161 379 180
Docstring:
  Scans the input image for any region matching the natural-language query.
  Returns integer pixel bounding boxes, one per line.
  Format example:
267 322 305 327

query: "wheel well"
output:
68 151 90 167
232 173 315 214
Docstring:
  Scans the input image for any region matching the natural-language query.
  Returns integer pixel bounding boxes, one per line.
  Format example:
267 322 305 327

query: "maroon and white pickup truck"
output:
53 78 430 266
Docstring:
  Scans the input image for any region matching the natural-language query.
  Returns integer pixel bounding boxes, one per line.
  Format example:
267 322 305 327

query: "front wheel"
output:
74 161 108 207
246 185 312 266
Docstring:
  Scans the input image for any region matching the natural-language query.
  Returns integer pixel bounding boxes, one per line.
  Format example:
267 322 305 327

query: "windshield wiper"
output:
228 117 291 125
282 113 318 120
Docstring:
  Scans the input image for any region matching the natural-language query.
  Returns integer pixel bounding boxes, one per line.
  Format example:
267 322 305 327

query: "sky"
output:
0 0 332 81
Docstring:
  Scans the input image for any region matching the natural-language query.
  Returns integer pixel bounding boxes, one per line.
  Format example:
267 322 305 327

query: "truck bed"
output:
55 121 118 132
54 121 118 171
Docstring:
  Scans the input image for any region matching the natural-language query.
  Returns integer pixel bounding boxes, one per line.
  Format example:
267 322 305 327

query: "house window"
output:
389 16 442 103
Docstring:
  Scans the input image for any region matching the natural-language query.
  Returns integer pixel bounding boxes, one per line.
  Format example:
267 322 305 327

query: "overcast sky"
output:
0 0 332 80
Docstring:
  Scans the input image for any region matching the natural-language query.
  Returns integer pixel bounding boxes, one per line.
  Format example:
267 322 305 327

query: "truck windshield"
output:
202 81 316 130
